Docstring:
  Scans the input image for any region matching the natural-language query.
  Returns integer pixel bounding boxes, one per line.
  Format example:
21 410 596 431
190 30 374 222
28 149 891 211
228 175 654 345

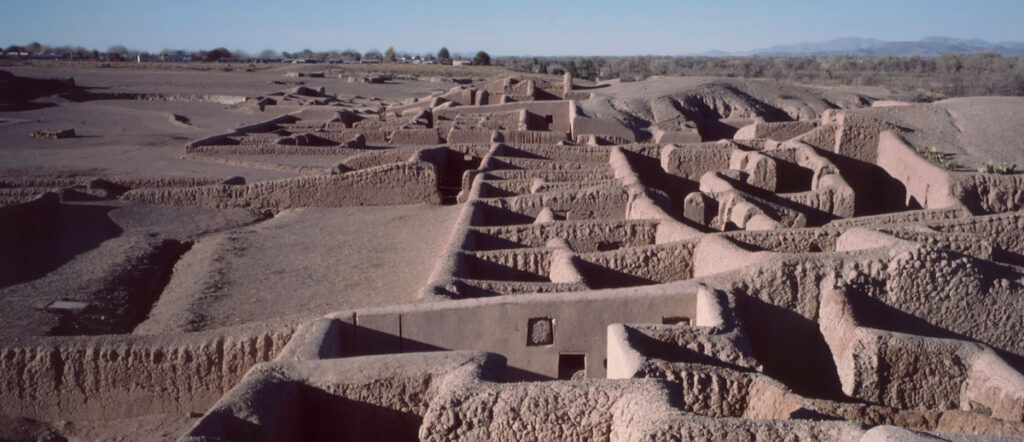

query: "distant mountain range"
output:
704 37 1024 57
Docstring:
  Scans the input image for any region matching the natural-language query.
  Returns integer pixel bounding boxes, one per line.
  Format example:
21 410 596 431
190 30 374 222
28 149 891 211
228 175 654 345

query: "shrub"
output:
920 146 955 170
978 160 1017 174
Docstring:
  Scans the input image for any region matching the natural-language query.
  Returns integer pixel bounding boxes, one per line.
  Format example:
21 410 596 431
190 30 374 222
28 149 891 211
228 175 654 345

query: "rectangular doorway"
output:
558 353 586 380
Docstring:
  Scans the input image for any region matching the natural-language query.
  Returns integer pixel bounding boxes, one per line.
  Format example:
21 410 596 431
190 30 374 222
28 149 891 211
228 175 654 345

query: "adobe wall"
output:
447 127 497 144
950 173 1024 214
875 130 959 209
572 114 638 143
422 370 682 440
819 276 1024 420
878 240 1024 358
337 146 422 170
494 186 631 222
122 161 440 211
389 127 442 145
928 211 1024 259
328 287 699 380
575 241 698 288
734 120 818 142
660 144 733 181
436 101 573 134
0 323 293 421
722 226 842 253
832 112 894 164
611 395 867 442
466 219 658 252
185 351 502 442
501 129 569 145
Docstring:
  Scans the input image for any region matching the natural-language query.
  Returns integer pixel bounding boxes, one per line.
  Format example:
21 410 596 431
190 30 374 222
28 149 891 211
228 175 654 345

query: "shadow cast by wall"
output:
0 202 123 289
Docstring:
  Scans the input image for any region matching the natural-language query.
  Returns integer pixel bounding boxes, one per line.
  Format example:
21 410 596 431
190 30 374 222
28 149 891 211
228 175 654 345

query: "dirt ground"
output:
135 204 460 334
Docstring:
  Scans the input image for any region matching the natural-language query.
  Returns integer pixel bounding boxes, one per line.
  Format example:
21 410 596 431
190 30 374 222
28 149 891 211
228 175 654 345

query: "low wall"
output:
876 131 959 209
819 276 1024 419
734 121 817 142
389 128 442 145
0 324 293 421
950 173 1024 214
572 115 637 143
660 144 733 181
328 287 699 380
184 351 499 442
122 161 440 211
437 101 573 134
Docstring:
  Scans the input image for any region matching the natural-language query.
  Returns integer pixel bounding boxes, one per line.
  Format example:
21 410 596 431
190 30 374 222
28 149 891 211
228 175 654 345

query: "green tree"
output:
472 51 491 66
438 47 450 60
577 58 597 80
385 46 396 62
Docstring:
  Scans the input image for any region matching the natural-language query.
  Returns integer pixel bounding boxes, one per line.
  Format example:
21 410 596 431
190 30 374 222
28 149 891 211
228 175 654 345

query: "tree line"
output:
2 42 493 65
496 53 1024 98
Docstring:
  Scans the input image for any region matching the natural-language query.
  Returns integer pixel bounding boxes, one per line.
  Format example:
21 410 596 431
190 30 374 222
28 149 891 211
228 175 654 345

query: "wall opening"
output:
527 317 554 346
558 353 586 380
662 316 691 326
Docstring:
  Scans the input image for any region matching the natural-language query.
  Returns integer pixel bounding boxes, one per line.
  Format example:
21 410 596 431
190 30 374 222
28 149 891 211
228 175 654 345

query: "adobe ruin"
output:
1 68 1023 440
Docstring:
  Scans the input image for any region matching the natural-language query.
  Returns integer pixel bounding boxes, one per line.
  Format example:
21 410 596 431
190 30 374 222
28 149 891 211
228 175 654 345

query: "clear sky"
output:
2 0 1024 56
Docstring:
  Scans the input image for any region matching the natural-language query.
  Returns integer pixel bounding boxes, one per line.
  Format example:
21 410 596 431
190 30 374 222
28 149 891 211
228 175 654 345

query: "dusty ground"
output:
0 63 489 182
135 204 460 334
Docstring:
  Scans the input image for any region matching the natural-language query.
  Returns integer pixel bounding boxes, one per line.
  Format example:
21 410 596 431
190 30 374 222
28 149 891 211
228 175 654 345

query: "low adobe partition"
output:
0 322 293 421
317 285 700 380
875 130 961 209
819 275 1024 421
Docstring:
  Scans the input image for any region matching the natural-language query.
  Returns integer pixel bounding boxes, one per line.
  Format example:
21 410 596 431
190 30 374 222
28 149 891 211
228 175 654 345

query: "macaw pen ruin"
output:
1 63 1024 441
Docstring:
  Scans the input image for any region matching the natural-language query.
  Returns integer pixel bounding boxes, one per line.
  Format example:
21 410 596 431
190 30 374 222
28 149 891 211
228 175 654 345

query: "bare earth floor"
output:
136 204 461 334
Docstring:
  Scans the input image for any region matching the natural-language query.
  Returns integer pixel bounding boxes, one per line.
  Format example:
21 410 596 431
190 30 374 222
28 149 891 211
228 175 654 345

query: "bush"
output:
920 146 955 170
978 160 1017 174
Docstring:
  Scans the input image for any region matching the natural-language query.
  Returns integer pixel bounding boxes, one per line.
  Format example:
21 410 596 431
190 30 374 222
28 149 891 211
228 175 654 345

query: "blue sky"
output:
2 0 1024 55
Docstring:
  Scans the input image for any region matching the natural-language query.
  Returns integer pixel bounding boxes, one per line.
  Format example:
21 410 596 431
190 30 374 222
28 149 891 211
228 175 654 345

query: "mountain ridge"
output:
701 37 1024 57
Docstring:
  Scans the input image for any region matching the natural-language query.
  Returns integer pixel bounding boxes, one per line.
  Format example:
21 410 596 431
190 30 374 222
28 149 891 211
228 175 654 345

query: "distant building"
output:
161 51 192 62
452 59 470 66
27 54 63 60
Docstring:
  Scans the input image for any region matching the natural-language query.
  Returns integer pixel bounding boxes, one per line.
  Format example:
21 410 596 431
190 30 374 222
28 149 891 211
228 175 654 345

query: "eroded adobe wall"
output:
876 131 959 209
122 161 440 211
186 352 502 442
0 324 292 421
437 101 573 134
